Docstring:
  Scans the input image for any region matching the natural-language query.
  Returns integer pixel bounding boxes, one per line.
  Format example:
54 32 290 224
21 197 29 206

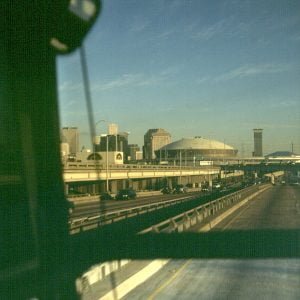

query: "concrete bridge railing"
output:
63 163 221 182
140 184 271 234
69 193 201 234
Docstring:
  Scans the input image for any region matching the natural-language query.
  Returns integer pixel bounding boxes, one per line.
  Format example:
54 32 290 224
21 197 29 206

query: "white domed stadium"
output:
155 136 237 163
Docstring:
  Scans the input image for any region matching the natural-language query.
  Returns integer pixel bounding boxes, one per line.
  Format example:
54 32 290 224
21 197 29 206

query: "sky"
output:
57 0 300 156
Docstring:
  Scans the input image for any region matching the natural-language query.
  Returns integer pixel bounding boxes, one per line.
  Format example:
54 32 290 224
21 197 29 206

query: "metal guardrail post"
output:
137 184 270 234
152 225 159 233
192 209 200 225
169 219 178 233
183 213 191 231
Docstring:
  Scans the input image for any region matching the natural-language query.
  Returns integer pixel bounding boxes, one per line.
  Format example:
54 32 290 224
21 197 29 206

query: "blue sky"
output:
57 0 300 156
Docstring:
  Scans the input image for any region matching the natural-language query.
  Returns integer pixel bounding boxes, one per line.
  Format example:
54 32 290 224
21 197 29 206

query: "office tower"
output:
108 123 118 135
61 127 79 155
253 128 263 157
99 131 130 161
144 128 171 160
128 144 140 160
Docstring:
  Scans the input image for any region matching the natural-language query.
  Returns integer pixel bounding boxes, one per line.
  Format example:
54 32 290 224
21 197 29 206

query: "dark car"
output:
100 192 114 200
67 200 75 214
173 184 187 194
115 189 137 200
161 187 172 194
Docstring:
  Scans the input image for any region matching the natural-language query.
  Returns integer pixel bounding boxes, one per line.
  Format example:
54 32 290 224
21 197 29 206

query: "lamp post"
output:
101 133 109 192
179 149 182 184
94 119 106 154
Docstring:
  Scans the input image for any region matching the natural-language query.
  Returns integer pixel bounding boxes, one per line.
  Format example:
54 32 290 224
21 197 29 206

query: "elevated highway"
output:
63 160 294 195
63 163 223 195
63 163 220 183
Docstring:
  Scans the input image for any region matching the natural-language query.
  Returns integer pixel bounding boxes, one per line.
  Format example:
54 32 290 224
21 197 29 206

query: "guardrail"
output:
139 184 270 234
69 184 264 234
64 162 220 171
69 194 201 234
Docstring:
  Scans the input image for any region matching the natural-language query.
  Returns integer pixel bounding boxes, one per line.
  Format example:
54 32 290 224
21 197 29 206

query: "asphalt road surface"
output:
123 185 300 300
83 185 300 300
70 191 205 218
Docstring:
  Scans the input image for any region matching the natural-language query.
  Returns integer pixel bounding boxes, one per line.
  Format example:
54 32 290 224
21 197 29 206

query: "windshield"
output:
57 1 300 299
57 0 300 153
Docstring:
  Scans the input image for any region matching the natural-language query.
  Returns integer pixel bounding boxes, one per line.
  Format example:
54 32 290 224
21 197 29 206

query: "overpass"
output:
63 163 243 195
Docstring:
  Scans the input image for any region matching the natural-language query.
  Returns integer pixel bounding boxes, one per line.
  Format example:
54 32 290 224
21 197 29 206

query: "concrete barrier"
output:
140 184 271 234
76 259 131 293
199 185 270 232
136 190 162 197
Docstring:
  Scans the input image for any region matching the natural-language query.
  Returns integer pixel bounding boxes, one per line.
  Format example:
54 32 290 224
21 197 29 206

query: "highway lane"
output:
120 185 300 300
70 184 243 220
70 191 206 218
212 185 300 230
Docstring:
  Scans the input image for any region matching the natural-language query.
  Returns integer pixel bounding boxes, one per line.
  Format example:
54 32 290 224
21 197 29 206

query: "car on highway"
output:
100 192 114 200
173 184 188 194
115 189 137 200
161 186 173 194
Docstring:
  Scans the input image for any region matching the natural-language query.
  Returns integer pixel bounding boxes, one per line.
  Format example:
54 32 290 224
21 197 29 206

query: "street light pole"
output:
106 134 109 192
100 133 109 192
179 149 182 184
94 119 106 155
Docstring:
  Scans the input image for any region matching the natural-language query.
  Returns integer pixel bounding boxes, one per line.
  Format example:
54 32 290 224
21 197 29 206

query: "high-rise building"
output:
135 151 143 160
60 143 69 157
144 128 171 160
61 127 79 155
108 123 118 135
99 132 130 161
128 144 140 161
253 128 263 157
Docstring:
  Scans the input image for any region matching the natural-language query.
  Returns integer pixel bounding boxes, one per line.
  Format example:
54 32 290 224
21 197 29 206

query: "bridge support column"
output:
180 176 189 186
99 181 107 193
139 179 147 190
131 180 139 191
110 181 118 193
166 178 171 188
209 179 213 191
121 180 127 189
64 183 69 195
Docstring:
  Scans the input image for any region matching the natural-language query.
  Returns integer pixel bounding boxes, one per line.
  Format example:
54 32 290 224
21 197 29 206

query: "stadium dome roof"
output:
160 137 235 151
265 151 298 157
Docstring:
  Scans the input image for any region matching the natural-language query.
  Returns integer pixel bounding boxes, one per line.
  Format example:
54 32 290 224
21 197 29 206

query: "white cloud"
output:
192 20 226 40
59 81 82 92
215 63 291 82
92 70 176 92
156 30 175 40
130 19 150 33
196 76 210 84
92 74 142 91
271 100 298 108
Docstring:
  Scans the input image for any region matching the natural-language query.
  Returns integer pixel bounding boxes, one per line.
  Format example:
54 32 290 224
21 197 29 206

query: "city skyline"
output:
57 0 300 155
60 124 300 159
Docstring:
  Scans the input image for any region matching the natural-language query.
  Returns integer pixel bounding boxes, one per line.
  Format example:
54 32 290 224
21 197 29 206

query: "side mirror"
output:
50 0 101 53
